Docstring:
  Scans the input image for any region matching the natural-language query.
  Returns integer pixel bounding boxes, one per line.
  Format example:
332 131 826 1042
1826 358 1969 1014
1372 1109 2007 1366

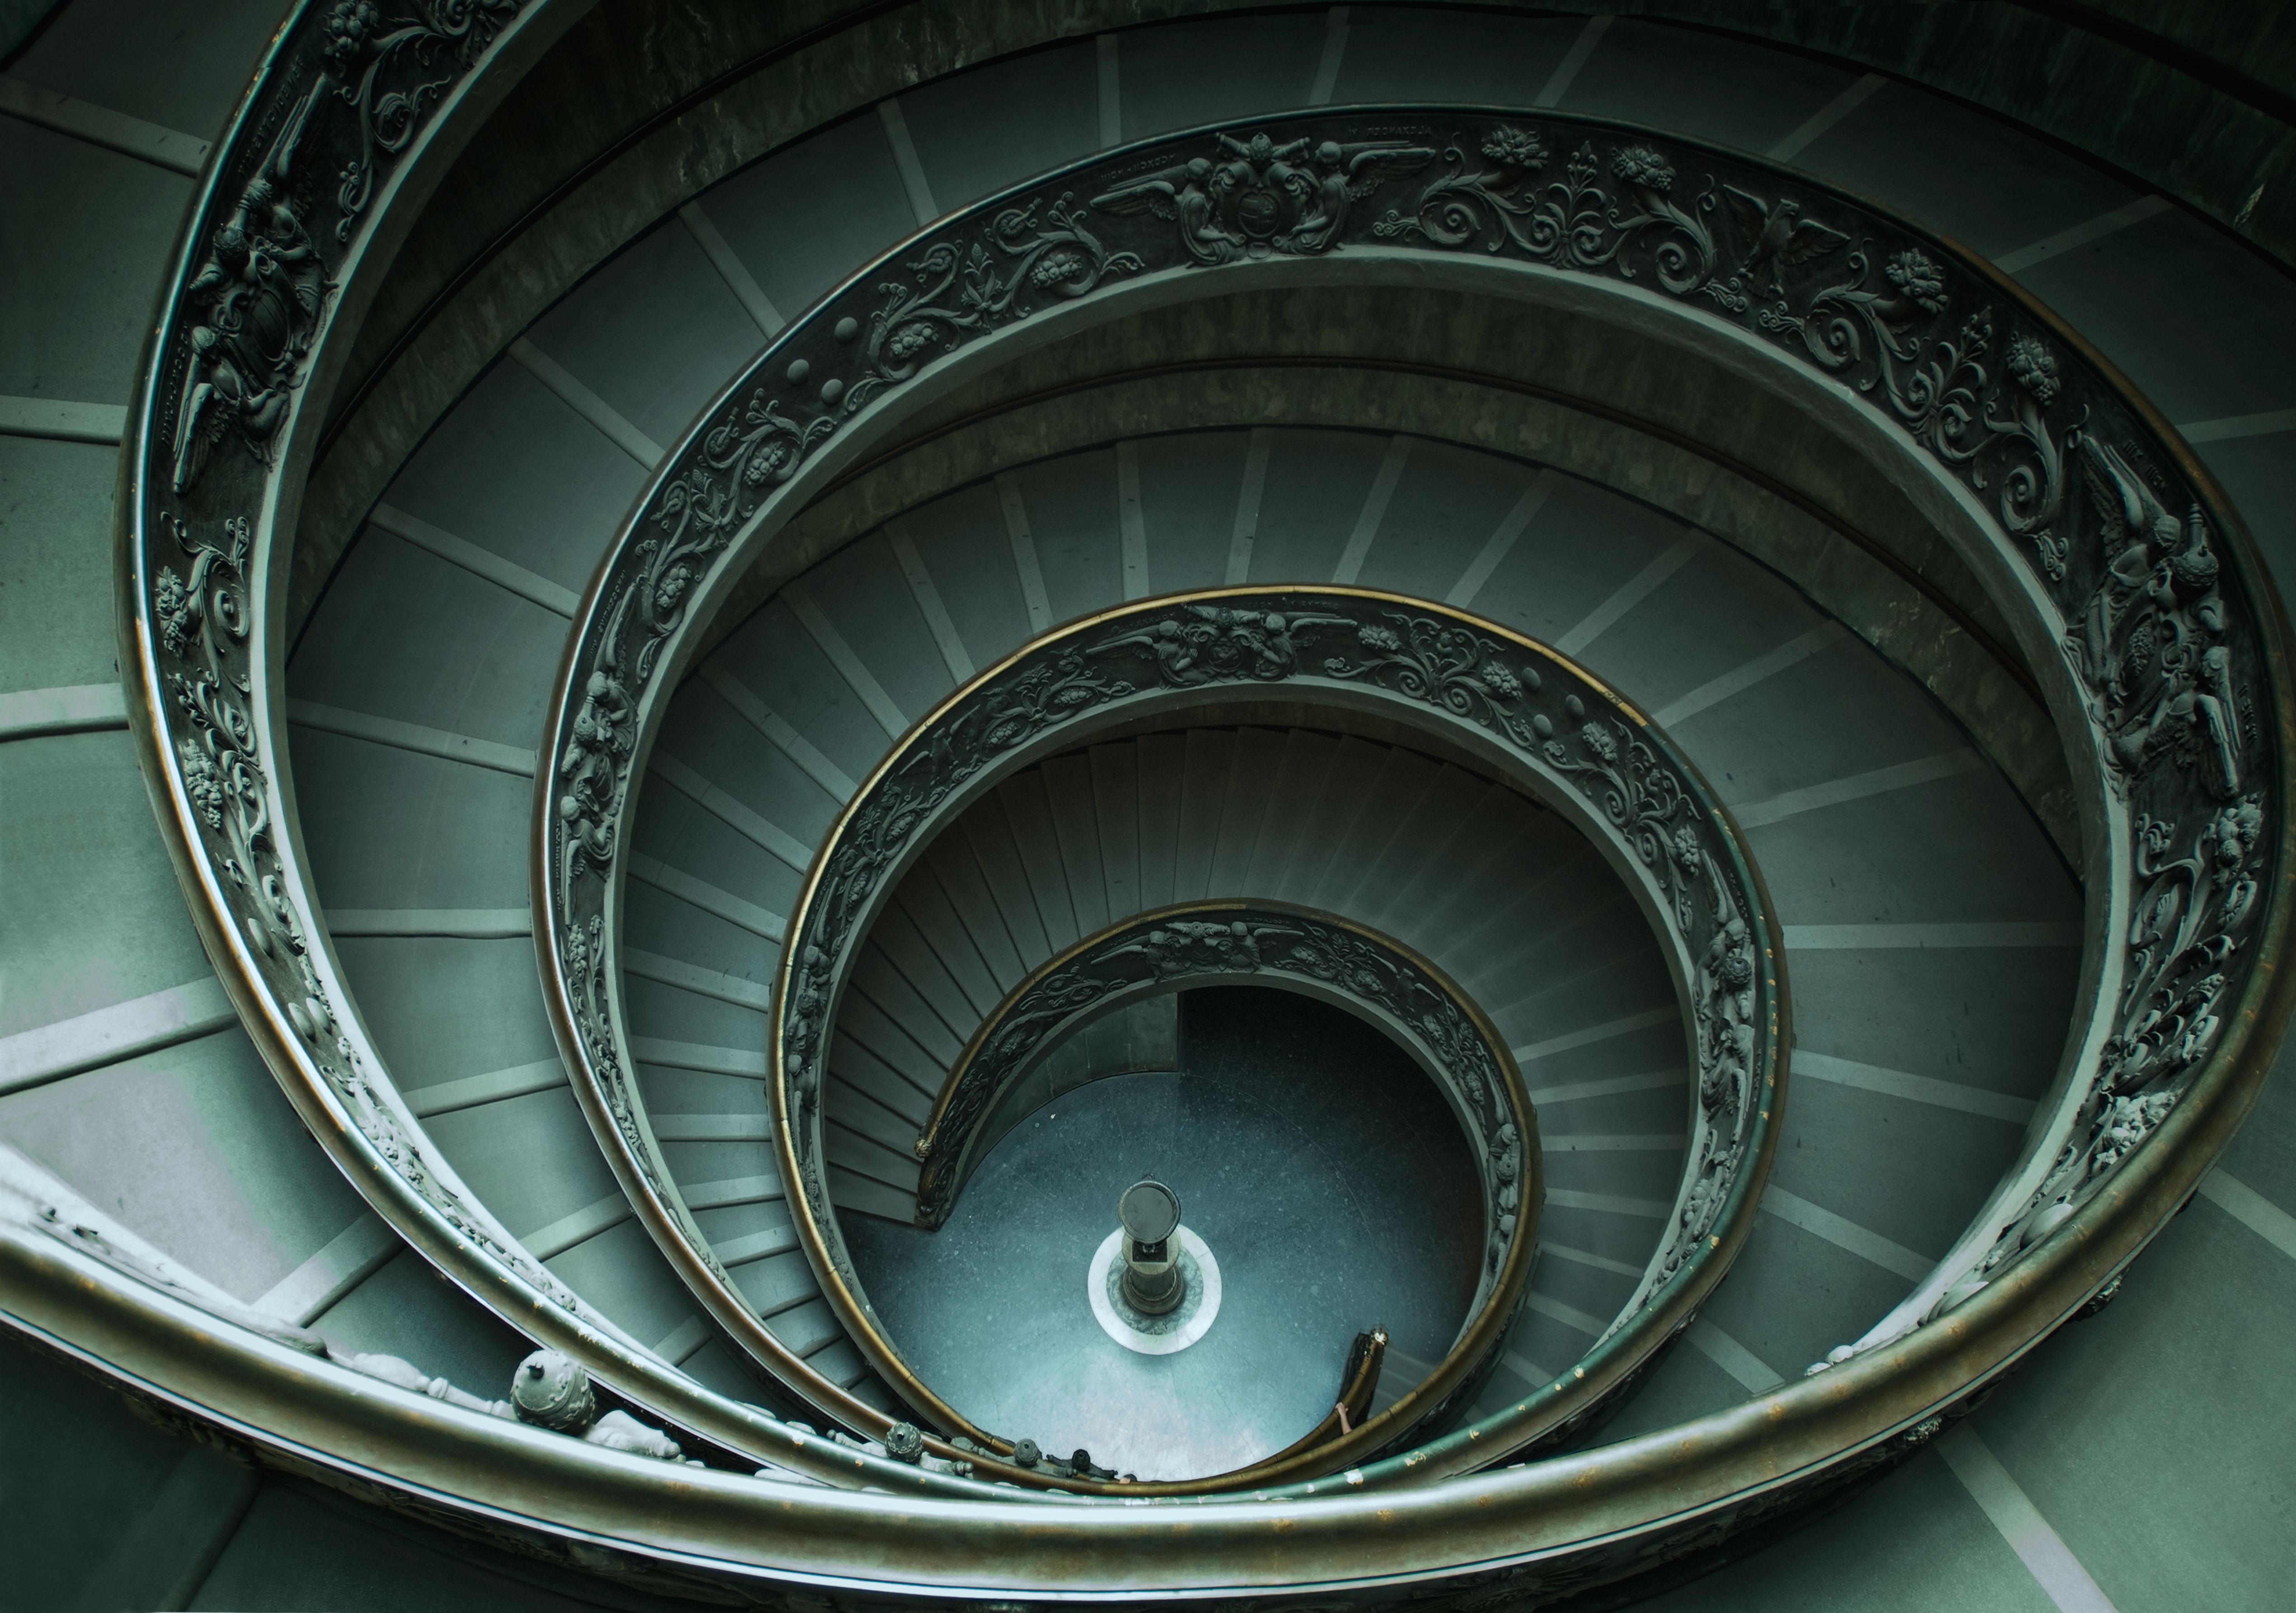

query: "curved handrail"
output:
102 19 2291 1583
529 104 2292 1516
913 900 1531 1239
110 0 998 1492
761 589 1780 1484
887 895 1547 1482
0 1046 2273 1599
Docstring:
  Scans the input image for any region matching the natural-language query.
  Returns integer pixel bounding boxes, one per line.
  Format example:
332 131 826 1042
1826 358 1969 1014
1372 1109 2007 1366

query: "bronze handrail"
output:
891 896 1545 1484
758 591 1780 1487
96 4 2291 1583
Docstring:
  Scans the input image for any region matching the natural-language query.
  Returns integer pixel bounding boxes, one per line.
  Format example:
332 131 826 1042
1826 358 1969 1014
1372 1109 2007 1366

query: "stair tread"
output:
1009 771 1092 953
917 836 1030 992
1172 729 1237 903
889 878 1005 1021
863 916 984 1055
1042 753 1110 939
1244 728 1342 897
1088 744 1144 924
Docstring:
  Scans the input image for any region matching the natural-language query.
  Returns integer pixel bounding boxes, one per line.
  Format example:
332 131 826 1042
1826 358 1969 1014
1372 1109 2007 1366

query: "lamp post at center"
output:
1117 1179 1185 1316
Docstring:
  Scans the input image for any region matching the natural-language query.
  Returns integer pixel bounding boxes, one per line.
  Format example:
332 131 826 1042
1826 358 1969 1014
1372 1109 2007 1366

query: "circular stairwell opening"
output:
841 986 1484 1481
784 715 1682 1477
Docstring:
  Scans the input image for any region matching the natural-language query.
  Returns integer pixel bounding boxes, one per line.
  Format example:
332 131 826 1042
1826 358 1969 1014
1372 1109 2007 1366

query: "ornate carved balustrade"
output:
110 0 954 1493
728 590 1779 1482
899 896 1543 1476
88 0 2296 1584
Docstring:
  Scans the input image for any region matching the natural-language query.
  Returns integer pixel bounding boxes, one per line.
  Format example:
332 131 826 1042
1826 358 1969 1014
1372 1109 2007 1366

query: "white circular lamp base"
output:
1088 1226 1221 1355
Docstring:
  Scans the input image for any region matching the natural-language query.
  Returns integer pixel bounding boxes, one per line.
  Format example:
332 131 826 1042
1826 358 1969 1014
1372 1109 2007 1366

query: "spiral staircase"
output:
4 1 2294 1607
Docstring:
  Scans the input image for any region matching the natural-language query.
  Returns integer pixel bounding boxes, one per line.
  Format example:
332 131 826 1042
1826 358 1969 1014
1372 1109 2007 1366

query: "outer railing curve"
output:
89 14 2294 1583
109 0 999 1493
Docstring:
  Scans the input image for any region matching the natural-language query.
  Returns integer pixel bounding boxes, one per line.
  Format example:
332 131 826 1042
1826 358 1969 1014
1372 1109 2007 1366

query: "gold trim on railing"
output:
891 896 1543 1483
764 586 1782 1492
100 40 2294 1593
912 898 1524 1193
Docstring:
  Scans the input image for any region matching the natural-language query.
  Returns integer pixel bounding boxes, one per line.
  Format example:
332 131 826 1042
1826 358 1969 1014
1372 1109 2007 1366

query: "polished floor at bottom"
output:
844 987 1486 1480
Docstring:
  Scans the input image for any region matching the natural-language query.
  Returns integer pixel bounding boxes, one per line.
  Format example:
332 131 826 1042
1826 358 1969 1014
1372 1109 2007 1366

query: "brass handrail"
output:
95 0 2291 1581
759 590 1781 1487
891 896 1545 1484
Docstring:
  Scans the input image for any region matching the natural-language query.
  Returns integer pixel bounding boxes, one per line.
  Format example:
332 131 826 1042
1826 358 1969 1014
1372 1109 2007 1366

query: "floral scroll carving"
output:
846 195 1144 414
545 197 1163 1159
769 593 1776 1324
148 516 589 1320
1374 133 1718 293
132 0 635 1366
321 1 523 238
1951 792 2263 1305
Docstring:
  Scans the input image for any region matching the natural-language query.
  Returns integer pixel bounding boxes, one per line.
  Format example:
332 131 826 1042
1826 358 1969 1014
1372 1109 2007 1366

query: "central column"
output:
1118 1179 1185 1316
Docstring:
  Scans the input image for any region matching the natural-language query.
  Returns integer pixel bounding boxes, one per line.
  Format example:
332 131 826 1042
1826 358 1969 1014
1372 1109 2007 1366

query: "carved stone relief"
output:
170 0 527 494
150 513 594 1326
530 114 2268 1403
131 0 651 1378
762 592 1776 1377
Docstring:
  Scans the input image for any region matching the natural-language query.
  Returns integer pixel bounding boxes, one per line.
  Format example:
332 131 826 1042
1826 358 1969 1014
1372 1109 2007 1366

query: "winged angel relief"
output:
1092 132 1434 261
171 1 522 494
2065 434 2243 800
172 85 331 493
